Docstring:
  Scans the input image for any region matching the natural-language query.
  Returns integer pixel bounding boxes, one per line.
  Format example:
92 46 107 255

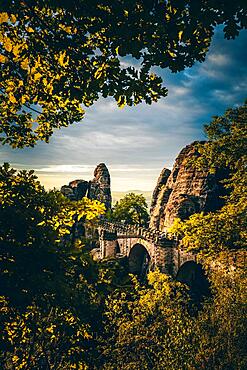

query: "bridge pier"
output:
99 228 118 259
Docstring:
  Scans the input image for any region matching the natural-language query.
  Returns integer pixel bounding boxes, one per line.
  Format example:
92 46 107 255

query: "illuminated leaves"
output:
58 50 69 67
0 2 243 147
0 163 106 368
0 163 105 247
0 0 246 147
0 53 6 63
102 271 195 369
51 197 105 238
2 37 12 52
0 12 17 24
117 95 126 109
0 12 9 24
20 57 29 70
1 301 92 369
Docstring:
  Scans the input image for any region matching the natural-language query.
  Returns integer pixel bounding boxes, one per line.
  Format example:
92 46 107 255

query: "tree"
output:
0 164 144 369
0 1 246 147
99 271 197 370
0 163 105 306
170 101 247 254
99 264 247 370
194 252 247 370
110 192 149 227
0 163 107 368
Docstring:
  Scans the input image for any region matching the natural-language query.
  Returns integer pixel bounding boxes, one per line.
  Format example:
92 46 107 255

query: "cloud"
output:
1 26 246 191
35 164 95 173
207 52 230 66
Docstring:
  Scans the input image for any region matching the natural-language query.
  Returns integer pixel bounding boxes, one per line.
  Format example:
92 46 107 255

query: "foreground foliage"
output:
99 263 246 370
0 1 246 146
0 101 246 368
0 164 107 368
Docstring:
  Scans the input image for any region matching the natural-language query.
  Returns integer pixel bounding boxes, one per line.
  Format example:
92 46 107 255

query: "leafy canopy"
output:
99 264 247 369
0 163 105 306
110 192 149 227
0 1 246 147
0 163 117 369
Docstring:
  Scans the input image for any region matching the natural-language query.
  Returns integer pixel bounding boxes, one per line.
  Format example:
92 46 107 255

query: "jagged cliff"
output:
61 163 112 210
150 142 228 231
89 163 112 210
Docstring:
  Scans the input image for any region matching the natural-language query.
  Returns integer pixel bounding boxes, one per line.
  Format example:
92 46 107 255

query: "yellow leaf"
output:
21 95 27 104
12 355 19 363
0 54 6 63
0 12 9 24
33 72 42 81
117 95 126 109
9 93 17 104
178 31 183 41
10 14 17 23
94 69 103 79
58 50 69 67
12 44 22 57
168 50 176 58
20 58 29 70
26 26 34 33
3 38 12 52
64 26 72 33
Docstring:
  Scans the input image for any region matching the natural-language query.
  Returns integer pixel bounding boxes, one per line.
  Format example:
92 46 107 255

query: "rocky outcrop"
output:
61 163 112 209
150 168 171 214
89 163 112 210
61 180 89 201
150 142 228 231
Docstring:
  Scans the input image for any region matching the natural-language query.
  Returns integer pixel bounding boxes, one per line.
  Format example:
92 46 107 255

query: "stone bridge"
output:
95 221 198 278
91 221 246 297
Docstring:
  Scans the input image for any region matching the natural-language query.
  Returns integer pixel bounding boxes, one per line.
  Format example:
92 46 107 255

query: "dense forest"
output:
0 1 247 369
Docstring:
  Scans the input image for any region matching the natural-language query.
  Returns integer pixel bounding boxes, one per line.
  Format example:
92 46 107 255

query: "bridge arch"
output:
128 243 151 277
115 240 120 254
176 261 210 300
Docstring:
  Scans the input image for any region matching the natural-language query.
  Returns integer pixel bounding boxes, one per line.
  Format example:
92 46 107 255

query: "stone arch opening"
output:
129 243 150 277
176 261 210 300
115 241 120 254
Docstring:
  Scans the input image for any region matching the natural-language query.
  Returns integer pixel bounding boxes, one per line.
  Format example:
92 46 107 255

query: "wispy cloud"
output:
1 27 246 191
207 52 230 66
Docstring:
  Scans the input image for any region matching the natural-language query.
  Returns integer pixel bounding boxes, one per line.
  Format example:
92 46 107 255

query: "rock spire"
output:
150 142 228 231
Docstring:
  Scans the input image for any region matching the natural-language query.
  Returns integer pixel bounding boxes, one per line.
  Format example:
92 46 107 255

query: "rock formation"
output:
150 142 228 231
61 179 89 201
88 163 112 210
150 168 171 214
61 163 112 210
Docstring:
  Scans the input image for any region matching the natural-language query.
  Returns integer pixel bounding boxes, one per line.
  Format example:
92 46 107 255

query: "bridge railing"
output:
98 220 171 244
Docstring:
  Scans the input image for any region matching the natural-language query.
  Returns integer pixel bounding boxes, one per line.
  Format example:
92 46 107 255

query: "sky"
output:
1 27 247 192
